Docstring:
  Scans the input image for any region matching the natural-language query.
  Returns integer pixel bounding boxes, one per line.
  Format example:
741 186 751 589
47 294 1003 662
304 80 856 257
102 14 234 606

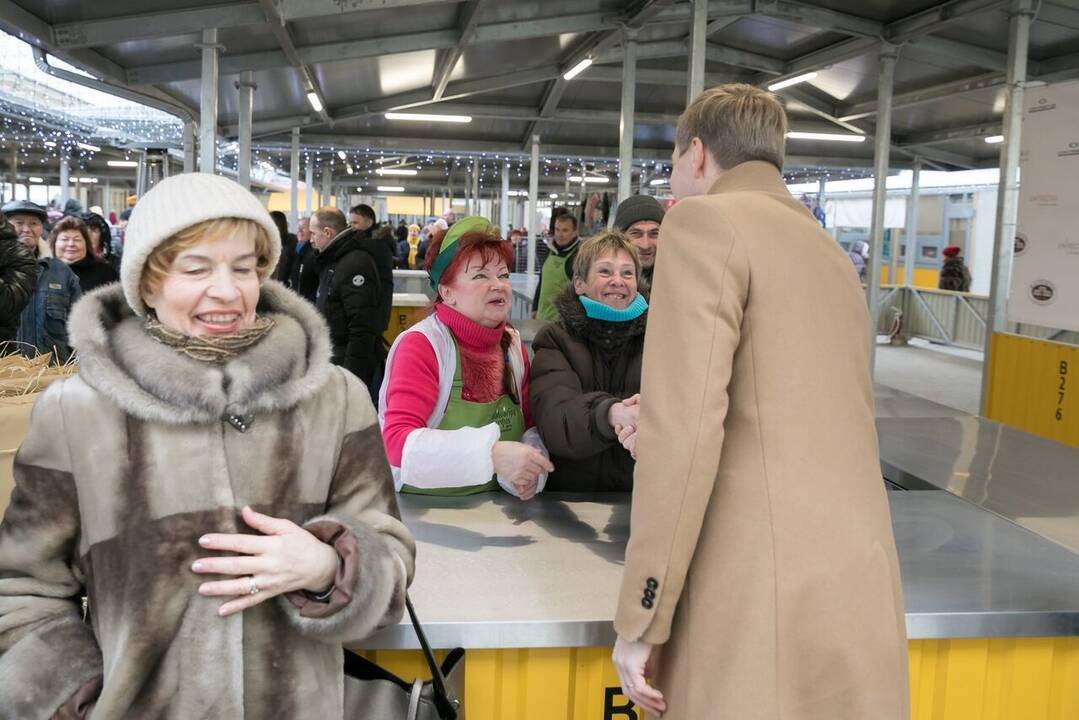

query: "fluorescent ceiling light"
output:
76 177 98 184
337 150 347 160
768 71 818 92
44 141 56 148
563 58 593 81
385 112 472 123
568 175 610 184
786 131 866 143
377 185 405 192
984 135 1004 144
508 190 529 197
306 91 324 113
107 160 138 168
355 187 364 192
451 200 466 206
550 193 559 199
346 164 354 174
376 168 418 176
649 178 669 186
76 142 101 152
29 177 43 183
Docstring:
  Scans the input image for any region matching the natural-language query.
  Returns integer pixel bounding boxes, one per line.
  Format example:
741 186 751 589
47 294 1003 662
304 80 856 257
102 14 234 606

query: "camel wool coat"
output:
615 161 909 720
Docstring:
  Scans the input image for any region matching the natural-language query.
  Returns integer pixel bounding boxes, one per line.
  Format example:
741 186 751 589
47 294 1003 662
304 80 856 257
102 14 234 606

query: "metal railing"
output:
876 286 1079 350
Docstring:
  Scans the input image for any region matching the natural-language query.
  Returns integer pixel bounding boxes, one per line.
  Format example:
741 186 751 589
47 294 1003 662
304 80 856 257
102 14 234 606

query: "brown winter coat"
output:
529 285 646 492
615 162 908 719
0 282 415 719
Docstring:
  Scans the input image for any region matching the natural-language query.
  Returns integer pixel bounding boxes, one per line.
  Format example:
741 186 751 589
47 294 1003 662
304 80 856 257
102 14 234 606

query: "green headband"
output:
428 216 495 287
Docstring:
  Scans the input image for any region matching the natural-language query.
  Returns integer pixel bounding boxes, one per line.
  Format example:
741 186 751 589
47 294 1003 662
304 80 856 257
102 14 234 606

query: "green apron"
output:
400 341 526 495
536 253 571 322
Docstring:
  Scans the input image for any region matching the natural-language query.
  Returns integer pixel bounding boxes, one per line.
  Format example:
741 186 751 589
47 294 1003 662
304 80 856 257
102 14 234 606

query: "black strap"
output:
405 594 459 720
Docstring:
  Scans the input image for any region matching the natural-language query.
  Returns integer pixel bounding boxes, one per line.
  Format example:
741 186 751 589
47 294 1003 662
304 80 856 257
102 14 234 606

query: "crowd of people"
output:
0 82 909 720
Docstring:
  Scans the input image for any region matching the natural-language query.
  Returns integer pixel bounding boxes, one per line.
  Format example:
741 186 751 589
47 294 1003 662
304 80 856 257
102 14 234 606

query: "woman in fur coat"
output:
0 173 415 719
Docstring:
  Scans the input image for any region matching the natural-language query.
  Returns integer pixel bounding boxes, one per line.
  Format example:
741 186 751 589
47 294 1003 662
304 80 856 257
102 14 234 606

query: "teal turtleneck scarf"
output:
578 293 648 322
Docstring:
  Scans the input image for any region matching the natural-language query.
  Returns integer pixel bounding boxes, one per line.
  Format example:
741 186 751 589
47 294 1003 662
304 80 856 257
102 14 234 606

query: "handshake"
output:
608 393 641 460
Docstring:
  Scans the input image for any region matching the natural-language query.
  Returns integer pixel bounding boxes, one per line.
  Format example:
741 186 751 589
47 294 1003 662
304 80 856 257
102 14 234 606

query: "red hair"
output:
425 229 512 302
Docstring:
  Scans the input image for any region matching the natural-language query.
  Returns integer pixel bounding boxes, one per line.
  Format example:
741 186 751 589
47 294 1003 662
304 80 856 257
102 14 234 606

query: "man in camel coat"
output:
612 84 909 719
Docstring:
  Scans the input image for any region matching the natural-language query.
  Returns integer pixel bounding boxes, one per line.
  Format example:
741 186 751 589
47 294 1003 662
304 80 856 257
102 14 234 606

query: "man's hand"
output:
613 636 666 716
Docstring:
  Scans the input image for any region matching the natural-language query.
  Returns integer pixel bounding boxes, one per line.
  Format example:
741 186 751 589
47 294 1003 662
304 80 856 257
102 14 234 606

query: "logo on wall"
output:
1014 233 1028 256
1059 141 1079 158
1030 97 1056 113
1030 280 1056 305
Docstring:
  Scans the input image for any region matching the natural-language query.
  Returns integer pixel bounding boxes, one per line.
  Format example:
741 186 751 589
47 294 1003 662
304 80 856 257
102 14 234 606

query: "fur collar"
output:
68 281 333 424
553 283 647 351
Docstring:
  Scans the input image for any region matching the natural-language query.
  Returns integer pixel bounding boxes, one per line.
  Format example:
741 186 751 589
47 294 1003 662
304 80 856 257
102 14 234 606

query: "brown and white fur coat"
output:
0 281 415 719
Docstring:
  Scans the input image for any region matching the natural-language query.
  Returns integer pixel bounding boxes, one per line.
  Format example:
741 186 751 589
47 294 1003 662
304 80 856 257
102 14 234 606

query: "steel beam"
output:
618 28 638 208
903 159 922 288
885 0 1009 43
897 122 1003 147
52 4 265 49
183 121 196 173
236 72 255 189
981 0 1034 414
198 29 221 174
688 0 708 103
908 36 1009 72
707 43 785 74
527 135 540 278
432 0 489 101
839 72 1005 121
867 44 899 374
257 0 331 125
290 129 300 232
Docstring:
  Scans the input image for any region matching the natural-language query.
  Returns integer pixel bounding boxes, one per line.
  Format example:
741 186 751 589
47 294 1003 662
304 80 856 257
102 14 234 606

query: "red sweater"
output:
382 304 532 466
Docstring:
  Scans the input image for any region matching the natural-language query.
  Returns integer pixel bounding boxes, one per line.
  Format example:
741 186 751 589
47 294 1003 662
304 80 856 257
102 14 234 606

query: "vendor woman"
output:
379 216 552 498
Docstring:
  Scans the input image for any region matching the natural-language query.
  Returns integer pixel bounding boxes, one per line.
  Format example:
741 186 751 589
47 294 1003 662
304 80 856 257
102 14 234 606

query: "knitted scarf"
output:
144 315 277 363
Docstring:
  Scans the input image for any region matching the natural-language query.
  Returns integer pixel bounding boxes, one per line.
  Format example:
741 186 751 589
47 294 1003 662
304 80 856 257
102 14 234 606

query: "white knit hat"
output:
120 173 282 316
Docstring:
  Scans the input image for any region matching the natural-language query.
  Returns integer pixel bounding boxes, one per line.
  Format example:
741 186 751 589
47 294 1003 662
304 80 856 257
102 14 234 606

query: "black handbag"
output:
343 595 464 720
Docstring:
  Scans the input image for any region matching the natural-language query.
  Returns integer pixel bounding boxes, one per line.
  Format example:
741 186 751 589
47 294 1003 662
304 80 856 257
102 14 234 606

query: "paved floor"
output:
874 338 984 416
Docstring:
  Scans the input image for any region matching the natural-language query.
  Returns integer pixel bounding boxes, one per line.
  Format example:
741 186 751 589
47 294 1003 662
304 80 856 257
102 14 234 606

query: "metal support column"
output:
236 71 255 189
183 121 196 173
687 0 708 104
527 135 540 278
198 29 221 173
981 0 1035 414
618 28 638 210
322 165 332 207
866 43 899 373
289 128 300 233
10 147 17 201
135 152 145 199
59 152 70 206
639 166 649 195
471 159 480 217
305 161 314 215
903 160 922 287
500 161 510 231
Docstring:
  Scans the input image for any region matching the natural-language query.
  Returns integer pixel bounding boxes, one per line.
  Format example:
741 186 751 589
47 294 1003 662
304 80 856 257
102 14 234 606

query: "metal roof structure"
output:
1 0 1079 192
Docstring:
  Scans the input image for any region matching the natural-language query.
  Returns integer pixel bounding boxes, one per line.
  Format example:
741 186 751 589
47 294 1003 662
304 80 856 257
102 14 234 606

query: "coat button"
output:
646 577 658 590
644 588 655 601
641 598 654 610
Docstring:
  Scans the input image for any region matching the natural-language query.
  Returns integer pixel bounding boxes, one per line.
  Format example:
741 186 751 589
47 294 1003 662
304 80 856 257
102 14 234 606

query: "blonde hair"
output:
676 83 788 171
139 217 275 299
572 231 641 281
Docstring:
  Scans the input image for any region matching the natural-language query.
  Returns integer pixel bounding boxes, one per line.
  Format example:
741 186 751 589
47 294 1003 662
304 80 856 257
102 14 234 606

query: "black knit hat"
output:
613 194 665 232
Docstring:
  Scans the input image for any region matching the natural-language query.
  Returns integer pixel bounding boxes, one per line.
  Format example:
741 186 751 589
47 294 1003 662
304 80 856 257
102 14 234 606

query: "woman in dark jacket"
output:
50 215 119 292
529 231 648 492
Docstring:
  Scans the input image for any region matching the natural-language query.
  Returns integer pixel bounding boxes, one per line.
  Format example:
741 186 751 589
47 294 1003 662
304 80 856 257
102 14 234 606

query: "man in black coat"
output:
310 207 385 397
0 213 37 352
348 203 395 339
288 215 319 303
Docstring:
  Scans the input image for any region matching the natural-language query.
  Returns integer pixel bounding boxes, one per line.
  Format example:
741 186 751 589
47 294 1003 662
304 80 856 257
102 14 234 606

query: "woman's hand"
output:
192 506 340 617
492 441 554 501
607 394 641 435
615 423 638 460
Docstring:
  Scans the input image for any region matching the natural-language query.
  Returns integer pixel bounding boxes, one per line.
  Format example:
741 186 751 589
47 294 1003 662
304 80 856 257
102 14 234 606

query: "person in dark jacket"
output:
50 215 119 293
938 245 972 292
80 211 119 270
0 213 37 352
529 231 648 492
350 204 395 335
3 199 82 362
289 215 319 302
612 194 666 286
310 206 384 397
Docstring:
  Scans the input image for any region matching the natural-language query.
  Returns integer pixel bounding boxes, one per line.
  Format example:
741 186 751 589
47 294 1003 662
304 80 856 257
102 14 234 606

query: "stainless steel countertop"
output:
879 416 1079 553
360 490 1079 650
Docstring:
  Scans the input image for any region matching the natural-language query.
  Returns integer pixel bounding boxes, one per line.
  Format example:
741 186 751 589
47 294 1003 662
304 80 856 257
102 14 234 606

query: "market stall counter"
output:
358 491 1079 720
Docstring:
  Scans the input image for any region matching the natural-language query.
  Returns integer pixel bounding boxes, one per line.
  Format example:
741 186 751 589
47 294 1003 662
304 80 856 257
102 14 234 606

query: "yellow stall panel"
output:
360 639 1079 720
986 333 1079 448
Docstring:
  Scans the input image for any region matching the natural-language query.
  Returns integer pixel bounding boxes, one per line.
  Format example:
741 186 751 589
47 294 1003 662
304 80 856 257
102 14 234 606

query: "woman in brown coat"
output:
529 231 647 492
